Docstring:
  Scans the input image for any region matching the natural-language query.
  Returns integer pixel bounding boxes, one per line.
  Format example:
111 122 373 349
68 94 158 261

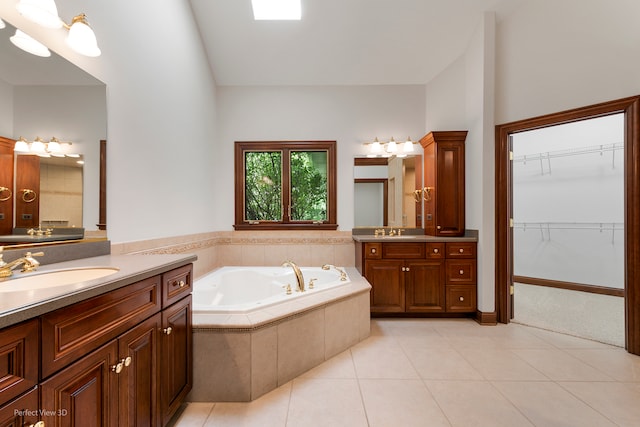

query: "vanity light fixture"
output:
252 0 302 20
364 136 417 158
13 136 77 157
14 136 30 152
15 0 101 57
0 18 6 29
9 29 51 57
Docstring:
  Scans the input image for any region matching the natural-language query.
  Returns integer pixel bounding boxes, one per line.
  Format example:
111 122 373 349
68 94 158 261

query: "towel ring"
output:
21 189 37 203
0 186 11 202
423 187 433 202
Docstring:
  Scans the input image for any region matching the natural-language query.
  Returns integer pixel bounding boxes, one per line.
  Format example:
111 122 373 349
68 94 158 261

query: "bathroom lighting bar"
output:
363 136 417 158
252 0 301 20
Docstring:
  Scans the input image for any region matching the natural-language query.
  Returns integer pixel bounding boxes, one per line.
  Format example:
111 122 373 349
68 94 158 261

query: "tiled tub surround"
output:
188 267 371 402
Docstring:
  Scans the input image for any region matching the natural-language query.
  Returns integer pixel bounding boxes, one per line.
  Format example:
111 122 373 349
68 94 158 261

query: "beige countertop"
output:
352 231 478 243
0 253 197 329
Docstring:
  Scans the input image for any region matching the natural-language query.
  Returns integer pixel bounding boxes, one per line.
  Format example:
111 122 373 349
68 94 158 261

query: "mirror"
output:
0 20 106 245
354 155 423 228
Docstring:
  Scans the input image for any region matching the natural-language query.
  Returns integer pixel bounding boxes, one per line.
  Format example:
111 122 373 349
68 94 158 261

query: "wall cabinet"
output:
420 131 467 237
357 241 476 315
0 263 192 427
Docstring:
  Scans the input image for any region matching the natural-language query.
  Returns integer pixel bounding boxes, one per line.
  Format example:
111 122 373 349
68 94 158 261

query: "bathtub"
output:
189 265 371 402
192 265 350 314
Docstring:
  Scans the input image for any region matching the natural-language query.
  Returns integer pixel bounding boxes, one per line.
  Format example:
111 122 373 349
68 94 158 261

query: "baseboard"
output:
475 310 498 325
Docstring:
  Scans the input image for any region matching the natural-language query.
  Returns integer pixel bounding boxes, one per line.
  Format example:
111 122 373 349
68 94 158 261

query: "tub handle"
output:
308 278 317 289
163 326 173 335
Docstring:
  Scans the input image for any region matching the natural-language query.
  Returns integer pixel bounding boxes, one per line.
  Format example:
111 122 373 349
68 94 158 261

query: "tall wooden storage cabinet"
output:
419 131 467 237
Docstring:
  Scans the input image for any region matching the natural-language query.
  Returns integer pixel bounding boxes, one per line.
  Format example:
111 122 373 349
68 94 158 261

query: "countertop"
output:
0 253 197 329
352 230 478 243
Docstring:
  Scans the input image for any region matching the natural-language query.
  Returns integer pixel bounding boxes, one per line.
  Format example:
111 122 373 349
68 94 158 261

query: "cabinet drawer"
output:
445 242 476 258
382 243 425 259
163 264 193 307
446 285 477 312
364 243 382 259
0 385 38 426
41 275 161 378
445 260 477 285
0 319 38 406
425 243 445 259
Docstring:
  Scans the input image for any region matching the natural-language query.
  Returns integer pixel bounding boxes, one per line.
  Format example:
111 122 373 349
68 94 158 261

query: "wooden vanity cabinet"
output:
0 386 39 427
358 241 476 315
420 131 467 237
0 319 38 406
37 263 193 427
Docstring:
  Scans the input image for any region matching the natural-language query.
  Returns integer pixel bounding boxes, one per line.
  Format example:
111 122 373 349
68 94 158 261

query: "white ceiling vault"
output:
188 0 521 86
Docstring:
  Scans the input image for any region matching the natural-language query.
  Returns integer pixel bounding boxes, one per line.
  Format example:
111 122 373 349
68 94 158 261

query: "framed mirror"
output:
0 20 106 245
354 155 423 229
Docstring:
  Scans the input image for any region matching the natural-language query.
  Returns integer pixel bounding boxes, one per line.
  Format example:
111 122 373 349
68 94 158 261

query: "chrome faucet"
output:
0 251 44 278
321 264 348 281
282 260 305 292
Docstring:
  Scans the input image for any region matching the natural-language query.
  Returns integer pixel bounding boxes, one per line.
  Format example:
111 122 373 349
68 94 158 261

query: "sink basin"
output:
0 267 120 292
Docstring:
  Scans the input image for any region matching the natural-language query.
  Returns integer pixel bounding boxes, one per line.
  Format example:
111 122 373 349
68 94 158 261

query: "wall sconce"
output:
364 136 416 158
14 136 78 157
14 0 101 57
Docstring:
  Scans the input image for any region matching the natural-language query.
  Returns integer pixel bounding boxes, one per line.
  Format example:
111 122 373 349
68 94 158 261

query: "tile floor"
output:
172 319 640 427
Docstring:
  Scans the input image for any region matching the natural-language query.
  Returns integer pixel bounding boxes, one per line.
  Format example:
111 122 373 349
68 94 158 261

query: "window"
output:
234 141 337 230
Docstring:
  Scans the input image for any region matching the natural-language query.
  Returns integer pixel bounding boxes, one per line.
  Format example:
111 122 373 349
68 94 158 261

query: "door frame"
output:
495 95 640 355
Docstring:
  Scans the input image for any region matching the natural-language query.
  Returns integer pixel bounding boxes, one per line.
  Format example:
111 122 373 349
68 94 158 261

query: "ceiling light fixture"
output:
251 0 301 20
14 0 101 57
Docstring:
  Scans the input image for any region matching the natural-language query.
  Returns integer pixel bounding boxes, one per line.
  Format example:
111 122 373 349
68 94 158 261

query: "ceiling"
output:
189 0 521 86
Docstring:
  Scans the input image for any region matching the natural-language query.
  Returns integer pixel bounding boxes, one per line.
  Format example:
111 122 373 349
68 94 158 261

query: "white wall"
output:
0 0 219 244
215 85 426 230
0 79 11 136
495 0 640 124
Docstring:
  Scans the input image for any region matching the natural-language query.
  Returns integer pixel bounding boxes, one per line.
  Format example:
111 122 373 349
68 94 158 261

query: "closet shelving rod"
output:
512 142 623 163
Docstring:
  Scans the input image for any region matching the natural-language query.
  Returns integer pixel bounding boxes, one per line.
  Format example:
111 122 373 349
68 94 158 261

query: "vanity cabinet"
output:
0 262 193 427
0 386 39 427
420 131 467 237
357 241 476 315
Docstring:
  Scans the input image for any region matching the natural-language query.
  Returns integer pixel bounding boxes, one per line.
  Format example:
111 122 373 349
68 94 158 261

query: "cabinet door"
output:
405 260 446 313
435 141 465 236
365 259 405 313
0 386 38 427
41 341 119 427
0 318 38 406
160 296 192 426
118 314 161 427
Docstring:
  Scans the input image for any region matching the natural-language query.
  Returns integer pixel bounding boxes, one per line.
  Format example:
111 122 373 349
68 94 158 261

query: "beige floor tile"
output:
559 381 640 427
204 383 291 427
425 380 534 427
286 378 368 427
528 327 617 349
564 348 640 382
173 403 214 427
351 336 419 379
299 349 356 379
493 381 617 427
404 347 483 380
359 378 451 427
460 348 548 381
512 348 614 381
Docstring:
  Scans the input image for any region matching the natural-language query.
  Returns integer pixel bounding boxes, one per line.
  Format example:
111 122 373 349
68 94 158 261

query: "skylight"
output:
251 0 301 20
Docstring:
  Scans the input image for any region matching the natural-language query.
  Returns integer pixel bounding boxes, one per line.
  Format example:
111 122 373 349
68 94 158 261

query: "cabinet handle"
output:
371 248 377 254
459 269 464 275
459 248 464 253
173 280 186 288
28 422 45 427
123 356 132 367
111 361 124 374
163 326 173 335
459 296 465 302
433 248 439 254
437 225 441 230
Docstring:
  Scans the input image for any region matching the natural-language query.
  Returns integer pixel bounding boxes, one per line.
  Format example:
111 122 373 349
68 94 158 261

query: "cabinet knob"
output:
459 296 465 302
174 280 186 288
459 248 464 253
459 269 464 275
123 356 132 367
163 326 173 335
371 248 377 254
433 248 439 254
437 225 442 230
111 361 124 374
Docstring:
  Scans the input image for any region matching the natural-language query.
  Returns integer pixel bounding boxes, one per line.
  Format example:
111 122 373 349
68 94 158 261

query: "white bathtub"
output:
192 265 350 314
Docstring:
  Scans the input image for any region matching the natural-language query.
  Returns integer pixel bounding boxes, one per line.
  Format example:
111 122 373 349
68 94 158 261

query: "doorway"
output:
495 96 640 355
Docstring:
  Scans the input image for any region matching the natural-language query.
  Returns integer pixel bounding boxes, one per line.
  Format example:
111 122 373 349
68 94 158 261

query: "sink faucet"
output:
282 260 305 292
0 251 44 278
